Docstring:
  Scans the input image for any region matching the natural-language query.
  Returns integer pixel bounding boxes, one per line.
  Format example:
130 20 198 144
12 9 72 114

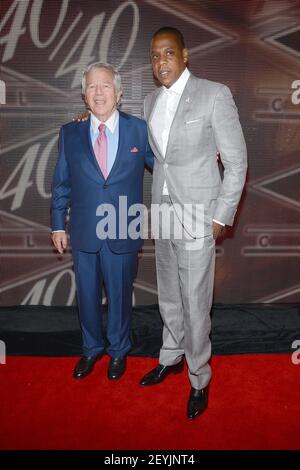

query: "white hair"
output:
81 62 122 95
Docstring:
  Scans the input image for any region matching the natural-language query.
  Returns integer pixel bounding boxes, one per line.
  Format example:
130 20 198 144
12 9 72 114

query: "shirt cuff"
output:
52 230 65 233
213 219 225 227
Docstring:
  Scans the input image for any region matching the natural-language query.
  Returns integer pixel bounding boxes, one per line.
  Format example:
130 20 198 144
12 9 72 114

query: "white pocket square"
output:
185 118 203 124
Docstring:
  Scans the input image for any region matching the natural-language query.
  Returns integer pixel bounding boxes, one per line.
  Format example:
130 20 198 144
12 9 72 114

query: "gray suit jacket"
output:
144 74 247 236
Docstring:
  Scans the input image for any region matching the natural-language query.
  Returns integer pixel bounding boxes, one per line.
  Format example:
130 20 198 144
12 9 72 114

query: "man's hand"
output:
51 232 68 254
73 110 90 122
212 221 224 240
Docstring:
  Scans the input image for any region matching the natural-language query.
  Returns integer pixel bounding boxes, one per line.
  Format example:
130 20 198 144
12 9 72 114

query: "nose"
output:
95 83 103 94
158 54 167 66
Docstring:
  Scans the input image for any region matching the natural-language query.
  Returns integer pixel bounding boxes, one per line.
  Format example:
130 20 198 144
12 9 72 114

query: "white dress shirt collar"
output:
163 67 190 96
90 109 119 133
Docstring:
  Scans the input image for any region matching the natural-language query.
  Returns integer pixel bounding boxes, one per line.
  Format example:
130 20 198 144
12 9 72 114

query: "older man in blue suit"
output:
51 62 153 380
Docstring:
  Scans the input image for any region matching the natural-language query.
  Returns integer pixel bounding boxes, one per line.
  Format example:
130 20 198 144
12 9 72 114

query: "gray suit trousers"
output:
156 198 216 389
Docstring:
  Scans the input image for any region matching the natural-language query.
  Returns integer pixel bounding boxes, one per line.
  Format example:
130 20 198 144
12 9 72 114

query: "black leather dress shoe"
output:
108 356 127 380
73 355 102 379
187 387 208 419
140 359 184 386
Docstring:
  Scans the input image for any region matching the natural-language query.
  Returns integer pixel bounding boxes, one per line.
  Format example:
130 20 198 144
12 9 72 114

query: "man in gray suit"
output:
140 27 247 419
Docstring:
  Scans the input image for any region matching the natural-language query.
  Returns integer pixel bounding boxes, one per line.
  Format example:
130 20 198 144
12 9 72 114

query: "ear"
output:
182 48 189 64
116 90 123 106
82 94 88 107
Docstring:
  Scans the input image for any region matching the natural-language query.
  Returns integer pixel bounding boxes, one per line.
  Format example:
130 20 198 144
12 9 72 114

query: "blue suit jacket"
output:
51 111 154 253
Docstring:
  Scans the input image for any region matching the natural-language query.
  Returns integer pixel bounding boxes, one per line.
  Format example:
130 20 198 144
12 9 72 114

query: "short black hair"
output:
152 27 186 49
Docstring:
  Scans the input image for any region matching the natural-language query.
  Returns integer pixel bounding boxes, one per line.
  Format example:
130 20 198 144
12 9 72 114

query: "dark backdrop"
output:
0 0 299 307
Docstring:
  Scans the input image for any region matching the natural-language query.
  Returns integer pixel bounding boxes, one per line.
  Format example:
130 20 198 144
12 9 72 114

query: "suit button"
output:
103 184 108 189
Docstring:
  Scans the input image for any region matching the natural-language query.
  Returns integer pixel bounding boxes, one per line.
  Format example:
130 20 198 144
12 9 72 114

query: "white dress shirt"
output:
90 110 119 175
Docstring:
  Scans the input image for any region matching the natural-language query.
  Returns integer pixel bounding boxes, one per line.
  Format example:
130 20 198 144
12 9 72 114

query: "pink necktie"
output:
94 123 108 178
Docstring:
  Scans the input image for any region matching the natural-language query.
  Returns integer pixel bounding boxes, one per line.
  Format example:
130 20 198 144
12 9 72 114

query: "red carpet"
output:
0 354 299 450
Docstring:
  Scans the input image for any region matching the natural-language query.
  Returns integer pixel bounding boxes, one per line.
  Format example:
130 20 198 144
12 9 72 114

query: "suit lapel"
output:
146 75 198 162
165 75 196 161
106 111 127 182
79 116 104 179
147 88 164 162
79 113 129 181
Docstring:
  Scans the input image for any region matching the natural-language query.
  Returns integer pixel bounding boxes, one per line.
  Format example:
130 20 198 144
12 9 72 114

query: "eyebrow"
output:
151 47 174 53
87 80 113 85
